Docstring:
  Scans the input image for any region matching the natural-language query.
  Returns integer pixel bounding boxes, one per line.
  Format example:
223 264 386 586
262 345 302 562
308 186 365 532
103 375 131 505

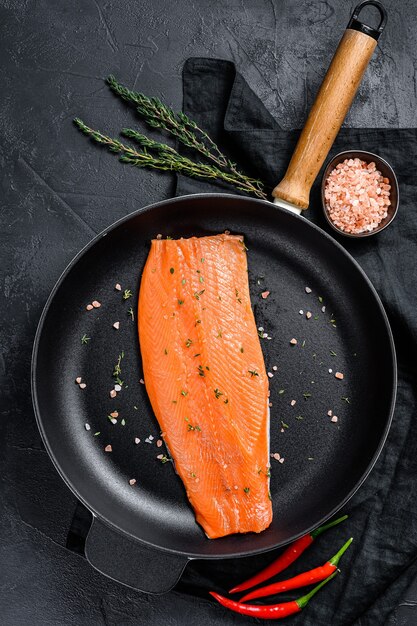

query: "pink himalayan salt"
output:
324 158 391 234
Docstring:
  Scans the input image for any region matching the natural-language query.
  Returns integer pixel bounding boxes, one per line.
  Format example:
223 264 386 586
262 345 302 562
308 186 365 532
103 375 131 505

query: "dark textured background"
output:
1 0 416 624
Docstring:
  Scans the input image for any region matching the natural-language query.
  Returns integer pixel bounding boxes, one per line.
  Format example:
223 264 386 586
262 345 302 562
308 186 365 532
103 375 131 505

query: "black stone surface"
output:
1 1 416 624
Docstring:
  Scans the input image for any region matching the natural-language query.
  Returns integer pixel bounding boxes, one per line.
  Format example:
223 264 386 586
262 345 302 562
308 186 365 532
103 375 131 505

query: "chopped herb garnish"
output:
134 406 138 410
113 351 125 385
159 455 170 464
181 279 186 285
295 415 304 420
268 491 272 501
308 457 314 461
128 307 134 321
281 420 289 429
194 290 205 300
342 396 350 404
81 334 90 345
197 365 205 377
239 239 248 251
201 258 205 263
193 353 201 358
166 236 173 240
330 350 337 357
314 315 319 320
164 348 168 355
181 390 188 396
278 389 285 395
214 388 223 399
170 267 174 274
172 400 177 404
301 340 306 348
187 423 201 432
303 392 312 399
243 487 250 494
122 289 133 300
195 319 201 326
248 369 259 377
190 471 197 477
318 296 323 303
240 347 244 353
205 366 210 371
196 270 200 274
224 399 229 404
178 299 184 306
185 338 193 348
121 418 126 426
235 288 242 303
217 329 223 338
94 432 101 436
218 295 222 301
199 276 204 283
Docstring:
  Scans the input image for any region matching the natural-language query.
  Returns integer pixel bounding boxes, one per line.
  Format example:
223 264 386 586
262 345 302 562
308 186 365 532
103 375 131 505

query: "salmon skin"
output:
138 234 272 539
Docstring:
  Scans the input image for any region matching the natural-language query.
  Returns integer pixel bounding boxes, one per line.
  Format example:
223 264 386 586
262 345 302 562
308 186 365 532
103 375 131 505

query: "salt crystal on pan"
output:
306 311 312 319
261 291 270 299
149 435 154 441
322 306 326 312
75 377 82 384
86 304 93 311
110 411 118 418
110 389 117 398
85 423 91 431
114 384 122 392
299 310 304 315
278 458 285 464
156 439 163 447
139 378 145 385
290 338 297 345
110 418 117 425
272 452 281 460
105 445 112 452
134 437 140 444
157 454 164 459
115 283 122 291
113 321 120 330
79 383 86 389
328 410 333 416
129 479 136 485
272 365 278 371
291 400 296 406
267 372 274 378
335 372 344 380
305 287 312 293
92 300 101 308
331 415 338 423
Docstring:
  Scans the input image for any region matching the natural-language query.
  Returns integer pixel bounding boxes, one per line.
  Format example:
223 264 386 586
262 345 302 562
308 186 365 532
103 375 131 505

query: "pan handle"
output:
272 1 387 212
85 517 190 594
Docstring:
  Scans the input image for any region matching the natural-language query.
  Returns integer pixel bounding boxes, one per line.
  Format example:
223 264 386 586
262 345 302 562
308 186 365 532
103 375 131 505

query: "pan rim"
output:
31 192 397 559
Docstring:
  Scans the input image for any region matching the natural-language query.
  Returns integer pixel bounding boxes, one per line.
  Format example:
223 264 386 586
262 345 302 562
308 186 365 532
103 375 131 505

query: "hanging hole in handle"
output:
347 0 387 40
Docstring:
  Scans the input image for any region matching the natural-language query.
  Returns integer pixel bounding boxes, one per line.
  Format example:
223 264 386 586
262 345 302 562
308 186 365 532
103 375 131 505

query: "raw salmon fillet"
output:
138 234 272 539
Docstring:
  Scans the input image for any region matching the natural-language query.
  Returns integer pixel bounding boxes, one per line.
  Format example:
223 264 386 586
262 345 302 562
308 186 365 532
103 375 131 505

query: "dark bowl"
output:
321 150 399 238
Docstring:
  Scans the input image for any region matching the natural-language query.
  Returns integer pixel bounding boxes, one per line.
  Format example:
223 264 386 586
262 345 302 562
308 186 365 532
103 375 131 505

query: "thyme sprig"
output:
75 119 266 198
106 75 266 198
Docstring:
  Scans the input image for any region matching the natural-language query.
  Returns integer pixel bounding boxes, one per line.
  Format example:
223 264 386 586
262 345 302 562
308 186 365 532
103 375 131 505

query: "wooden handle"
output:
272 28 378 210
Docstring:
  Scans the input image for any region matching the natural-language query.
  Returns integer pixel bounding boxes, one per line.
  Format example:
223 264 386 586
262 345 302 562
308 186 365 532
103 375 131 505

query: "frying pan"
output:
32 1 395 594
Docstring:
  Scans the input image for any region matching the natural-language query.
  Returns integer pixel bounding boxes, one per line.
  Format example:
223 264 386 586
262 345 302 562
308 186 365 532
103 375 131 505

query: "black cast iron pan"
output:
32 2 394 594
32 193 396 593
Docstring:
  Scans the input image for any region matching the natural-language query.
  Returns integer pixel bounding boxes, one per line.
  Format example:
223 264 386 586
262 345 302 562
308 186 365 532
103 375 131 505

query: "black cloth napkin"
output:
174 58 417 626
15 57 417 626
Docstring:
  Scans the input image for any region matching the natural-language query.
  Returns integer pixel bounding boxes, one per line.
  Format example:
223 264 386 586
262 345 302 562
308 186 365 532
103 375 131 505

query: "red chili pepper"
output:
210 570 338 620
229 514 347 594
240 537 352 602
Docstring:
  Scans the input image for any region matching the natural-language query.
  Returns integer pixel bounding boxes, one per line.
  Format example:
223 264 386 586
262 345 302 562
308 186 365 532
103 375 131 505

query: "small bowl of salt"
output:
321 150 399 238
